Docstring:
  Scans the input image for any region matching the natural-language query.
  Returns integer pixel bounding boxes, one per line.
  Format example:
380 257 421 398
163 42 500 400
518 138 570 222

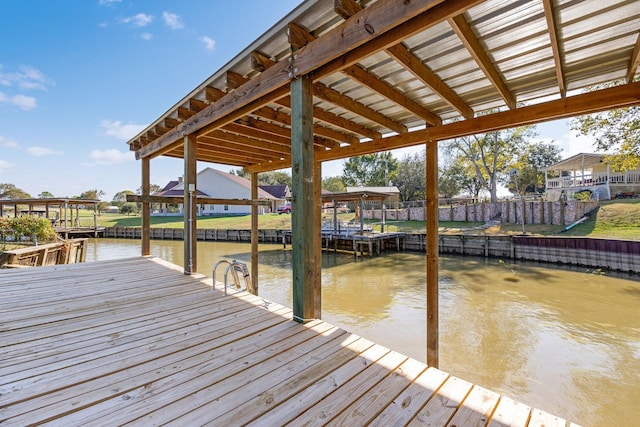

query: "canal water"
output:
88 238 640 426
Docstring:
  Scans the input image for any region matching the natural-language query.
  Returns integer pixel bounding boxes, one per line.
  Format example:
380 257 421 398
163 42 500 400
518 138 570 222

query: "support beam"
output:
425 139 439 368
251 172 259 295
627 32 640 83
141 157 151 256
314 161 322 319
291 74 316 323
542 0 566 97
448 13 516 109
183 134 197 275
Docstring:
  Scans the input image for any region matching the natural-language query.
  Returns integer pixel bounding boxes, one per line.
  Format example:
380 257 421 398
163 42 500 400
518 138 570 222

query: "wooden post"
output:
141 157 151 256
251 172 259 295
183 134 197 274
93 203 98 238
426 139 439 368
291 74 316 323
314 161 322 318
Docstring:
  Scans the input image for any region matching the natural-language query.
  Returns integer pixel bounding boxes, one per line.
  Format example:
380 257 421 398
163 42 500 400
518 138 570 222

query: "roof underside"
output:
127 0 640 173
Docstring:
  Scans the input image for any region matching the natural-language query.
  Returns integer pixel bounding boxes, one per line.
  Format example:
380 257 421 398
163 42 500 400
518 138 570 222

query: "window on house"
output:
224 205 229 211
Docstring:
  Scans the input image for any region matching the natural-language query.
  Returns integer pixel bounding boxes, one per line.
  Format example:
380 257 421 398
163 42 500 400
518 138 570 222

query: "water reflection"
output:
88 238 640 426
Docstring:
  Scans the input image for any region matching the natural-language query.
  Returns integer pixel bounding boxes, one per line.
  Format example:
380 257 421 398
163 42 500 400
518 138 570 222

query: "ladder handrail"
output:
212 259 253 295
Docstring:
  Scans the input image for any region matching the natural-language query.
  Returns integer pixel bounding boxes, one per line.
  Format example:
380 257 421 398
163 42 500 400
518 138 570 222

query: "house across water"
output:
545 153 640 201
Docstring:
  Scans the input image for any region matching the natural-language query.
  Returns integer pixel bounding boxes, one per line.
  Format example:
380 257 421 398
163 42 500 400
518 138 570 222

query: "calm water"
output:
88 238 640 426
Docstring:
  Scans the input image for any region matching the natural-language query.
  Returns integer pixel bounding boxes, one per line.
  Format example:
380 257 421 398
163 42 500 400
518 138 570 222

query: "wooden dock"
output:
0 257 577 426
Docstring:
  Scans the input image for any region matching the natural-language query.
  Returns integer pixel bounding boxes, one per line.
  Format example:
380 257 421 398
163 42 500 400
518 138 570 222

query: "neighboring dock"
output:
0 257 577 425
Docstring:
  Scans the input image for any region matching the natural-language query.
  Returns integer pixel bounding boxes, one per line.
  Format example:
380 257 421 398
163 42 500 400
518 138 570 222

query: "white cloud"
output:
99 0 121 4
0 136 19 148
0 92 37 110
89 149 135 165
121 13 154 27
0 160 12 171
101 119 146 140
162 12 184 30
201 36 216 52
0 65 52 91
141 32 153 41
27 146 63 156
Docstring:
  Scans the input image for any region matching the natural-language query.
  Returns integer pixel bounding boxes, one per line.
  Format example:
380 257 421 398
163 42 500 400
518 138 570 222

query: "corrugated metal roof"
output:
127 0 640 172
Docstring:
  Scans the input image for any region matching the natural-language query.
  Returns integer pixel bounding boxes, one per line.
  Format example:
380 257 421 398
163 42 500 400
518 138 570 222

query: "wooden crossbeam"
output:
126 195 271 206
627 32 640 83
244 81 640 172
312 83 408 133
448 13 516 109
542 0 566 97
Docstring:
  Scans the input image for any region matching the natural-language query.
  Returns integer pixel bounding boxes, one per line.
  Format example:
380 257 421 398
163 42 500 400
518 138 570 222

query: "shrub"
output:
120 202 139 216
9 216 57 244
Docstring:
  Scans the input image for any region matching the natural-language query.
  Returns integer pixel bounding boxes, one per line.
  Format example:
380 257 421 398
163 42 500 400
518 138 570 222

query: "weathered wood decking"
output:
0 257 576 426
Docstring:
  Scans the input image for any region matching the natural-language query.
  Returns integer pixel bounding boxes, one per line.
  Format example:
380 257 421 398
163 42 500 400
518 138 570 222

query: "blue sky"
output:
0 0 590 201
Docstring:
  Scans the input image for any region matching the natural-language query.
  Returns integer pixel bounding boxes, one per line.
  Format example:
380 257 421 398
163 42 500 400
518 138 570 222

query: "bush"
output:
8 216 57 244
0 215 58 248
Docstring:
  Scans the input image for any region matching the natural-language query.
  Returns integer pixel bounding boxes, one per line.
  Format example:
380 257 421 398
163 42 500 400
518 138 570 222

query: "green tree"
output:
258 171 291 186
394 151 426 201
446 125 536 203
438 161 465 199
438 153 487 199
120 202 138 216
79 189 105 200
0 183 31 199
342 152 398 187
38 191 55 198
113 190 135 203
571 80 640 171
507 142 562 194
322 176 345 193
136 184 162 195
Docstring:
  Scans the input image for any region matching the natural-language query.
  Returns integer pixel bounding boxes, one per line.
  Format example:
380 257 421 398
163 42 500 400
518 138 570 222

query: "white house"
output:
545 153 640 201
155 168 277 215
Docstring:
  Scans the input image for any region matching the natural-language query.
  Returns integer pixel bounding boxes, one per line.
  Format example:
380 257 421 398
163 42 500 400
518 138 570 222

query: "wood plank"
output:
7 317 320 425
527 408 568 427
326 357 427 426
408 376 474 426
447 384 501 426
488 395 532 427
125 327 359 425
244 339 387 426
199 334 376 426
368 367 449 427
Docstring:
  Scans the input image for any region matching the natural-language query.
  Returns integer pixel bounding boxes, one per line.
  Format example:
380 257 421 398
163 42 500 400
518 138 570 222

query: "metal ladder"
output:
212 259 253 295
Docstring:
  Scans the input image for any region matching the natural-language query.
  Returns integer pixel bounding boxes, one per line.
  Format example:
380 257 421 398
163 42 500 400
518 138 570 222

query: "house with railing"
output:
545 153 640 201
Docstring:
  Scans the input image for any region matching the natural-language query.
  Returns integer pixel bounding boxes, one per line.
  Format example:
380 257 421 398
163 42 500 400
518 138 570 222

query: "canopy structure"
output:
126 0 640 367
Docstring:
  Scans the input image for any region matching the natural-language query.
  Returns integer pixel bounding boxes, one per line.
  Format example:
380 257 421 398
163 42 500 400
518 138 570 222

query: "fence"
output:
362 200 599 226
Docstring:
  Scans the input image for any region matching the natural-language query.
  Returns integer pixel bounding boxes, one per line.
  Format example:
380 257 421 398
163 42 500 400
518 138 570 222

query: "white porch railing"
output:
547 171 639 188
